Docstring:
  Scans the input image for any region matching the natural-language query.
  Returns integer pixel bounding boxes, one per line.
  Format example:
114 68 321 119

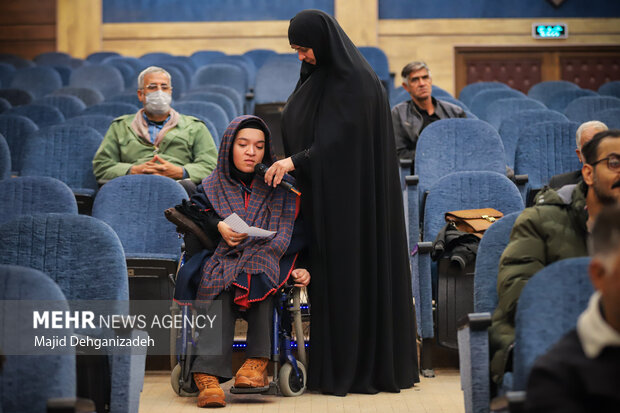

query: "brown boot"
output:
194 373 226 408
234 357 269 388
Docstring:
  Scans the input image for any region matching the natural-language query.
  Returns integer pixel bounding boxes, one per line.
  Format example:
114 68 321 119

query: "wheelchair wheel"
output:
170 363 199 397
279 360 306 397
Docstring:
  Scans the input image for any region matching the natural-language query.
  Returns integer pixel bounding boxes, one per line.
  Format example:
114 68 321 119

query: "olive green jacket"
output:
92 113 217 184
489 182 589 385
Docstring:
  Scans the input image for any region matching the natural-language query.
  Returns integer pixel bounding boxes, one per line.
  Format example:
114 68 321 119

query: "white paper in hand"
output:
223 213 276 238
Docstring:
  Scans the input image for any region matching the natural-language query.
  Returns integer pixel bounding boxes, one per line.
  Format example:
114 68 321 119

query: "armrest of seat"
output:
513 174 528 185
109 329 148 413
164 207 216 250
506 391 526 413
457 312 492 413
245 91 255 100
399 158 412 169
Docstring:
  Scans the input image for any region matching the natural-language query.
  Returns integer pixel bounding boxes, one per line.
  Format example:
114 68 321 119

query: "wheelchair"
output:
165 208 309 398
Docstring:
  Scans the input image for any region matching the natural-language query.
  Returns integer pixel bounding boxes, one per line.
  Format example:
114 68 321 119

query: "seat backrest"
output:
155 64 187 99
0 176 78 225
486 98 546 130
414 118 507 197
598 80 620 98
51 86 105 107
0 213 129 301
107 92 142 108
527 80 579 106
173 101 228 146
0 88 34 106
82 102 139 118
5 103 65 128
20 124 102 193
597 107 620 129
104 59 138 90
65 114 113 137
0 264 76 413
10 66 63 98
33 51 72 66
564 96 620 124
92 175 187 258
0 62 16 88
35 94 86 119
193 84 243 114
546 88 598 112
514 121 581 189
513 257 593 391
139 52 173 66
243 49 278 70
473 211 521 313
86 51 121 63
254 56 301 105
180 91 238 119
458 81 510 107
498 109 569 168
358 46 390 82
213 55 256 89
436 95 469 111
0 54 34 69
0 96 10 113
389 86 410 108
470 89 526 120
423 171 524 243
191 63 248 97
432 85 453 99
0 114 38 173
70 64 124 99
190 50 227 68
0 132 9 180
102 56 145 73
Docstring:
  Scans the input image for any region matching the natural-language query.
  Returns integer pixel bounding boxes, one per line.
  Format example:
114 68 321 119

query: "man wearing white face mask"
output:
93 66 217 191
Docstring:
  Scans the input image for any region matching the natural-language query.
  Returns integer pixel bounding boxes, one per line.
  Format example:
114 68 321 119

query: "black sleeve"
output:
291 147 312 169
176 184 222 242
391 107 415 160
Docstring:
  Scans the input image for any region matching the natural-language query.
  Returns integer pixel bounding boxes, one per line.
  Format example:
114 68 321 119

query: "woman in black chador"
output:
264 9 420 396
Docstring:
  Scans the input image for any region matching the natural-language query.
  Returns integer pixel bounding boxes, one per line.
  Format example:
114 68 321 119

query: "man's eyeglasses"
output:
590 153 620 172
144 84 172 92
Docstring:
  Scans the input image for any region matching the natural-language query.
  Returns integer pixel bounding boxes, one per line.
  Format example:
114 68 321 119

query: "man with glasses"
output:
489 130 620 391
391 61 465 163
93 66 217 192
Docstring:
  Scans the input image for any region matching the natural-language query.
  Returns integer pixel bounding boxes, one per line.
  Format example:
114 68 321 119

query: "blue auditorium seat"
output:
0 54 34 69
213 55 256 91
498 109 569 168
486 98 546 130
597 107 620 129
598 80 620 99
190 50 227 67
172 101 228 146
70 64 125 99
180 91 238 120
431 86 453 99
51 86 105 107
86 51 121 63
5 103 65 128
358 46 393 96
191 63 250 112
389 86 411 108
33 51 72 67
458 81 510 107
107 92 142 108
513 257 593 391
65 114 113 137
154 64 187 99
104 59 138 90
0 114 38 174
545 88 598 113
0 213 147 413
10 66 63 98
0 132 9 180
52 64 72 86
0 62 16 88
527 80 579 106
254 56 301 106
20 125 102 200
458 211 520 413
0 88 34 106
0 176 78 225
564 96 620 124
82 102 139 118
139 52 173 66
159 60 194 90
193 84 244 115
35 95 86 119
0 96 9 113
243 49 278 70
436 95 470 112
470 89 526 121
103 56 145 73
0 264 76 413
514 121 580 203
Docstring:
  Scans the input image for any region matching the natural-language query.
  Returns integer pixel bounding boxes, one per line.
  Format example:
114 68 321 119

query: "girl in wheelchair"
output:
172 115 309 408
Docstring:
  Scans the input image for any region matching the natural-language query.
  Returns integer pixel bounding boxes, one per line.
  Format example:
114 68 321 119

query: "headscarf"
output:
196 115 297 304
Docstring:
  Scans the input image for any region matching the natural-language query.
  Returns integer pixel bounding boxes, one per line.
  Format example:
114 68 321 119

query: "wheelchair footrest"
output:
229 384 271 394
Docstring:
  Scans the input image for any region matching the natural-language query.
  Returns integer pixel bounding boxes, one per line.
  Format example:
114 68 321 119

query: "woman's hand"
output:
264 157 295 188
217 221 248 247
291 268 310 287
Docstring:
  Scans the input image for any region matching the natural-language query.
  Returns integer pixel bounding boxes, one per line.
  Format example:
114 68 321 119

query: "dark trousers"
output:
191 290 272 380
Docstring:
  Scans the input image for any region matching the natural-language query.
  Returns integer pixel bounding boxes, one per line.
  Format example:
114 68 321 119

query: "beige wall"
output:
52 0 620 96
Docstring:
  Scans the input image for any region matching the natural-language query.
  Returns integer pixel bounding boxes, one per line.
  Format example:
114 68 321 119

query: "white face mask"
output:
144 90 172 116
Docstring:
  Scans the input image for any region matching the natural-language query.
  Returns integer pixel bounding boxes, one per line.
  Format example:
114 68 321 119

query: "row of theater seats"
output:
0 173 193 412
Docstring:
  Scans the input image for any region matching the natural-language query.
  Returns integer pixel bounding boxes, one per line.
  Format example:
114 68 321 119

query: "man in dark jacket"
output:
391 61 465 162
489 129 620 387
525 204 620 412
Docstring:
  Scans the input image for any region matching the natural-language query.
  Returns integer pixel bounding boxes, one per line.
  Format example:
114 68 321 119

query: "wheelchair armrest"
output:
399 158 412 169
417 241 433 254
164 207 217 250
514 174 528 185
245 91 255 100
458 312 492 331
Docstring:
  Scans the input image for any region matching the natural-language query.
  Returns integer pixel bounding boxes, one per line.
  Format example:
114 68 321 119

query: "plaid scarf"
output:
196 115 297 303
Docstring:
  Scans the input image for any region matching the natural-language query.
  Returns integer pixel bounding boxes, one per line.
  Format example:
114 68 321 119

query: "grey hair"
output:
576 120 608 149
137 66 172 90
401 61 431 79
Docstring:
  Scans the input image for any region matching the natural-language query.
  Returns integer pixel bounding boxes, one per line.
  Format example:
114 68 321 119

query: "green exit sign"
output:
532 23 568 39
